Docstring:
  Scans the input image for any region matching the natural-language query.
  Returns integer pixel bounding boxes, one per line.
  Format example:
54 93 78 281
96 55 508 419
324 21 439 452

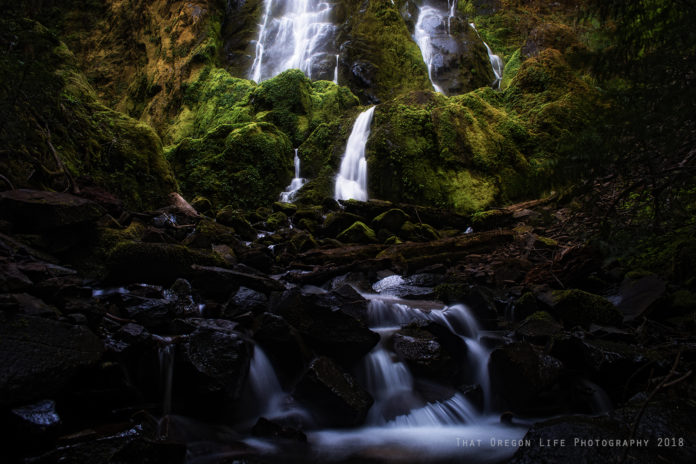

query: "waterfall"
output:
334 106 376 201
333 54 339 84
279 148 306 203
413 6 446 94
469 22 504 89
249 0 337 82
155 336 175 416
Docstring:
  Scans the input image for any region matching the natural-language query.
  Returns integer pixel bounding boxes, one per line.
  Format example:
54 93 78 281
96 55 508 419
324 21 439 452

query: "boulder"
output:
488 342 564 412
294 356 373 427
216 206 257 241
189 264 284 298
190 196 213 215
392 325 461 381
372 208 411 234
516 311 563 345
337 221 377 244
0 190 104 231
274 288 379 364
225 286 269 317
0 314 103 406
253 313 309 380
175 321 253 418
551 289 623 329
266 211 289 231
272 201 298 216
322 211 365 238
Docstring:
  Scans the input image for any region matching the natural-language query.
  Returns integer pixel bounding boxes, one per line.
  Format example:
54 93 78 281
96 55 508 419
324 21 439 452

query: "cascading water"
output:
249 0 337 82
414 5 447 94
470 22 504 89
334 106 376 201
333 54 339 84
155 336 175 416
279 148 306 202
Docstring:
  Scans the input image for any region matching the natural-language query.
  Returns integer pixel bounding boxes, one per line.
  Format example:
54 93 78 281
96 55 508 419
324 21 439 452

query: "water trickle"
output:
249 0 337 82
155 336 175 416
279 148 306 203
333 54 339 84
470 22 504 89
414 6 447 94
334 106 376 201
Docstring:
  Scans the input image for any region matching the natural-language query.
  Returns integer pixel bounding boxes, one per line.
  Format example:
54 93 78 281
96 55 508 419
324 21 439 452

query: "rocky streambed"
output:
1 188 695 463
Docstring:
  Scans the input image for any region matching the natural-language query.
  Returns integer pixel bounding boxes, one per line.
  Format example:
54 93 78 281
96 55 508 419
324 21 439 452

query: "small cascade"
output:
249 0 337 82
155 336 176 416
279 148 306 203
333 54 339 84
414 6 446 94
469 22 504 89
447 0 457 34
334 106 376 201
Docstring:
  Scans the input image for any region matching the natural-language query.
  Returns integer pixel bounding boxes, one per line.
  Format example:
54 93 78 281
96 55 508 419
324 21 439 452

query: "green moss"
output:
501 48 523 90
266 211 289 230
552 289 623 329
337 221 378 244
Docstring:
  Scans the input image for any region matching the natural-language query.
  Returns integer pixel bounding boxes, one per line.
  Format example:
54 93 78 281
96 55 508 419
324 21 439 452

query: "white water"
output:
414 5 447 94
333 54 339 84
279 148 306 202
155 336 175 415
249 0 337 82
334 106 376 201
470 22 504 89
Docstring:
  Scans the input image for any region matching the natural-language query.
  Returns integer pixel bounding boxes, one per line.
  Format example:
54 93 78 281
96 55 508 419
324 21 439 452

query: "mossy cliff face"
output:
166 68 360 209
335 0 432 103
0 18 176 210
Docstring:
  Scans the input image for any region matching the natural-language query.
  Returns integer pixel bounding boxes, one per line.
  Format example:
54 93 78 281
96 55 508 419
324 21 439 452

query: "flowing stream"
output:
469 22 504 89
334 106 376 201
279 148 306 202
249 0 337 82
413 5 448 94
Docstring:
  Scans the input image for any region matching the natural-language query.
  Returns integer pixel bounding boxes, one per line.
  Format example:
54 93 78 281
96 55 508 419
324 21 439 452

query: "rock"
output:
190 264 284 298
225 286 269 317
0 293 61 318
372 208 411 234
294 356 373 427
614 274 666 321
322 211 365 237
190 196 212 215
181 218 237 249
253 313 309 379
337 221 377 244
272 201 298 216
0 189 105 231
551 289 623 329
0 314 103 406
399 221 440 241
434 284 498 328
274 288 379 364
252 417 307 442
216 206 257 241
176 321 253 418
106 242 227 285
294 207 323 223
266 211 289 230
392 325 461 381
513 291 540 321
488 342 564 413
516 311 563 344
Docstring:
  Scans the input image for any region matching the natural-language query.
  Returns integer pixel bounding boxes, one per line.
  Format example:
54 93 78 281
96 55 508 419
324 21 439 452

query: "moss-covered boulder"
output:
372 209 411 234
216 206 257 241
399 221 440 242
336 221 377 244
167 122 293 210
322 211 365 238
0 18 177 210
266 212 289 231
272 202 298 216
551 289 623 329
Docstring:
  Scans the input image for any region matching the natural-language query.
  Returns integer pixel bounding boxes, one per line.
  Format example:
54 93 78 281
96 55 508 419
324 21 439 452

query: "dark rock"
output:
190 196 212 215
372 208 411 234
294 356 373 427
106 242 227 285
488 342 564 413
176 322 253 418
435 284 498 329
252 417 307 442
551 289 623 329
216 206 257 241
614 274 666 321
513 291 540 321
0 293 60 318
190 264 284 298
516 311 563 345
0 314 103 406
274 288 379 364
0 189 105 231
392 325 461 381
266 211 289 230
225 286 269 317
181 218 236 248
322 211 365 237
254 313 309 380
0 259 33 292
272 201 298 216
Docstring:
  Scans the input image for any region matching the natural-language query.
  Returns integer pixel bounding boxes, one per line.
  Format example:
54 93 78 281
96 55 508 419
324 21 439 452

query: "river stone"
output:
392 324 461 381
0 189 105 231
294 356 373 427
0 314 104 406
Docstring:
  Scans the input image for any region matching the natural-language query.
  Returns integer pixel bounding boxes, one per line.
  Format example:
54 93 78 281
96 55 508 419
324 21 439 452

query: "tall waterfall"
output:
279 148 306 203
334 106 376 201
470 22 504 89
249 0 337 82
414 5 447 94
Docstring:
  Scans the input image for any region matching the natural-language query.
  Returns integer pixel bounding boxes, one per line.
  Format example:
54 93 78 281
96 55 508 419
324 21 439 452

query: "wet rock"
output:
253 313 309 380
613 274 666 321
216 206 257 241
266 211 289 231
0 314 104 406
104 293 177 331
272 201 298 216
551 289 623 329
488 342 564 412
225 286 269 317
106 242 227 285
104 322 151 355
0 189 104 231
321 211 365 237
176 322 253 418
252 417 307 442
392 325 461 381
190 196 212 215
435 284 498 328
0 259 33 292
274 288 379 364
181 218 236 249
294 356 373 427
0 293 60 318
337 221 378 244
307 284 370 322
